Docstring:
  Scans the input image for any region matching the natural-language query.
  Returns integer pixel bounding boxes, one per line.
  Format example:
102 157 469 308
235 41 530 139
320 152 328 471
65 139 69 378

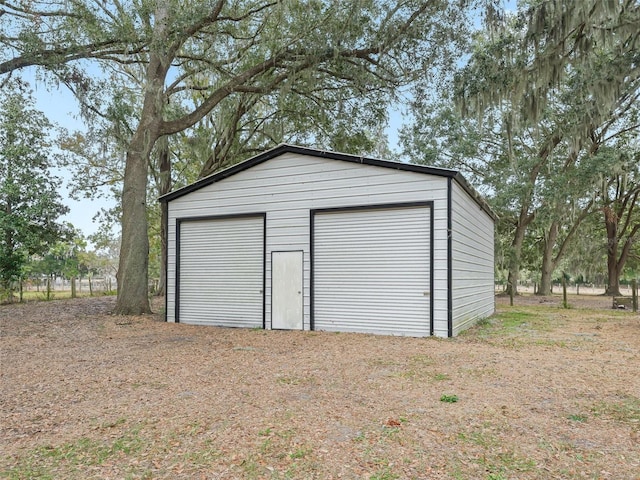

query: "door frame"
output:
270 250 304 330
310 201 434 335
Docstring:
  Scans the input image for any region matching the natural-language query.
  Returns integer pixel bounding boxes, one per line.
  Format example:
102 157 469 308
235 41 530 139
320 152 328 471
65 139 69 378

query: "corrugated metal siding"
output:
451 182 495 335
177 216 263 327
166 153 450 335
313 206 431 337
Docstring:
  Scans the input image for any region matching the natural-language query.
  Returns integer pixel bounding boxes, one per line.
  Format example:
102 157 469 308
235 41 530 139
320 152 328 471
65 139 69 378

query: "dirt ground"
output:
1 295 639 479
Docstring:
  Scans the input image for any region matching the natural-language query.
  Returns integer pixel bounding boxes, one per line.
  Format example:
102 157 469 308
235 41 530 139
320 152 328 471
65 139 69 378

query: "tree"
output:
402 61 557 297
52 229 88 297
114 0 474 315
595 145 640 295
0 1 142 75
446 2 640 295
478 0 640 130
2 0 475 313
0 82 70 300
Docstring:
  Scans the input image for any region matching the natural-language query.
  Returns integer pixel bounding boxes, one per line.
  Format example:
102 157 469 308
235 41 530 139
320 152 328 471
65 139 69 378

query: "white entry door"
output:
271 251 303 330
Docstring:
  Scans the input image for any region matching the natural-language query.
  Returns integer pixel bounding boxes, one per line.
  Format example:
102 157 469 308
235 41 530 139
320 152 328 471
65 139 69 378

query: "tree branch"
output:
0 41 147 74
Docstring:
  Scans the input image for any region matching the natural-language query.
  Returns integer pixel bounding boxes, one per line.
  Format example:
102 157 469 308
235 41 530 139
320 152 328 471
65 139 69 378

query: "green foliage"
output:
0 82 70 299
567 414 588 422
27 229 93 280
404 1 640 294
472 1 640 130
440 394 459 403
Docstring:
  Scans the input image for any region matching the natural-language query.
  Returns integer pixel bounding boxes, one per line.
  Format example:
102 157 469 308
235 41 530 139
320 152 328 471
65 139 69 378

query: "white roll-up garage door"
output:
177 215 264 327
313 205 431 336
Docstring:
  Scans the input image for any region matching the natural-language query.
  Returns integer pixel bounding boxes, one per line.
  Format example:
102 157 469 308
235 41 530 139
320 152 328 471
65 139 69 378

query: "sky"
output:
26 72 117 239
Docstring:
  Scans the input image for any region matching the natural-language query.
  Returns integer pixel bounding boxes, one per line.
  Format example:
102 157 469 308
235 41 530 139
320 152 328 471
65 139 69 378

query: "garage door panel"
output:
178 216 264 327
313 206 431 337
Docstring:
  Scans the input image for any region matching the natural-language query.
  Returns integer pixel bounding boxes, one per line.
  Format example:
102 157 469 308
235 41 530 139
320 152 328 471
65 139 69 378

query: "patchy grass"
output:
567 413 588 423
17 290 116 302
466 308 556 337
369 467 400 480
478 451 537 478
4 426 148 479
440 394 459 403
275 374 316 386
460 304 624 349
458 425 500 449
457 423 537 478
591 395 640 423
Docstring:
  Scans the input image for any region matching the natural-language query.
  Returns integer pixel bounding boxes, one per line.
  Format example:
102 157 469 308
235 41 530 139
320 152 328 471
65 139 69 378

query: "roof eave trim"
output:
159 144 290 203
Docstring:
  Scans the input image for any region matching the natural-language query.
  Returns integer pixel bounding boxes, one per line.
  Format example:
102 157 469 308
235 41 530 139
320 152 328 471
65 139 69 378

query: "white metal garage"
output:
161 144 496 337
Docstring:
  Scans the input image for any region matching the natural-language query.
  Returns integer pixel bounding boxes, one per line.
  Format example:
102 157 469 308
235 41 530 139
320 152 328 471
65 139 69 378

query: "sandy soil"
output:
1 296 639 479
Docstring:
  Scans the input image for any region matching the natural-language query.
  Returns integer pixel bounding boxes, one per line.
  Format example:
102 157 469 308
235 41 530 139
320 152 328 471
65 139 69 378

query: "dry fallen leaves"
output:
1 294 639 479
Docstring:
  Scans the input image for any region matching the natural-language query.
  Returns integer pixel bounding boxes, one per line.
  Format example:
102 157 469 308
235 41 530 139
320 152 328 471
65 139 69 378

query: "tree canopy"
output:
2 0 477 313
404 0 640 295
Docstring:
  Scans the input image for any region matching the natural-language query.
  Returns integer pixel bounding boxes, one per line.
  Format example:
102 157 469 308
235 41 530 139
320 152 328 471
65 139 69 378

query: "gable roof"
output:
159 144 497 220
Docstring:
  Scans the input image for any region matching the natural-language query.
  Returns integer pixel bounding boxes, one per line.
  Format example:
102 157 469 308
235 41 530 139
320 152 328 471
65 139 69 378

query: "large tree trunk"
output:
604 213 640 296
114 7 171 315
506 206 536 296
114 143 152 314
113 1 170 315
506 221 527 296
603 207 622 296
157 201 168 297
539 200 594 295
538 220 559 296
504 140 557 297
605 256 622 296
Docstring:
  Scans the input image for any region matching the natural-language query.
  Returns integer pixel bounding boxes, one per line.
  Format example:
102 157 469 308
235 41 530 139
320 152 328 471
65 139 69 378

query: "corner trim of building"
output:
447 177 453 338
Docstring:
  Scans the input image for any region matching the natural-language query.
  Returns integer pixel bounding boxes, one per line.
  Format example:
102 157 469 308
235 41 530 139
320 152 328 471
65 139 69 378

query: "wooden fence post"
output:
562 274 568 309
632 279 638 313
